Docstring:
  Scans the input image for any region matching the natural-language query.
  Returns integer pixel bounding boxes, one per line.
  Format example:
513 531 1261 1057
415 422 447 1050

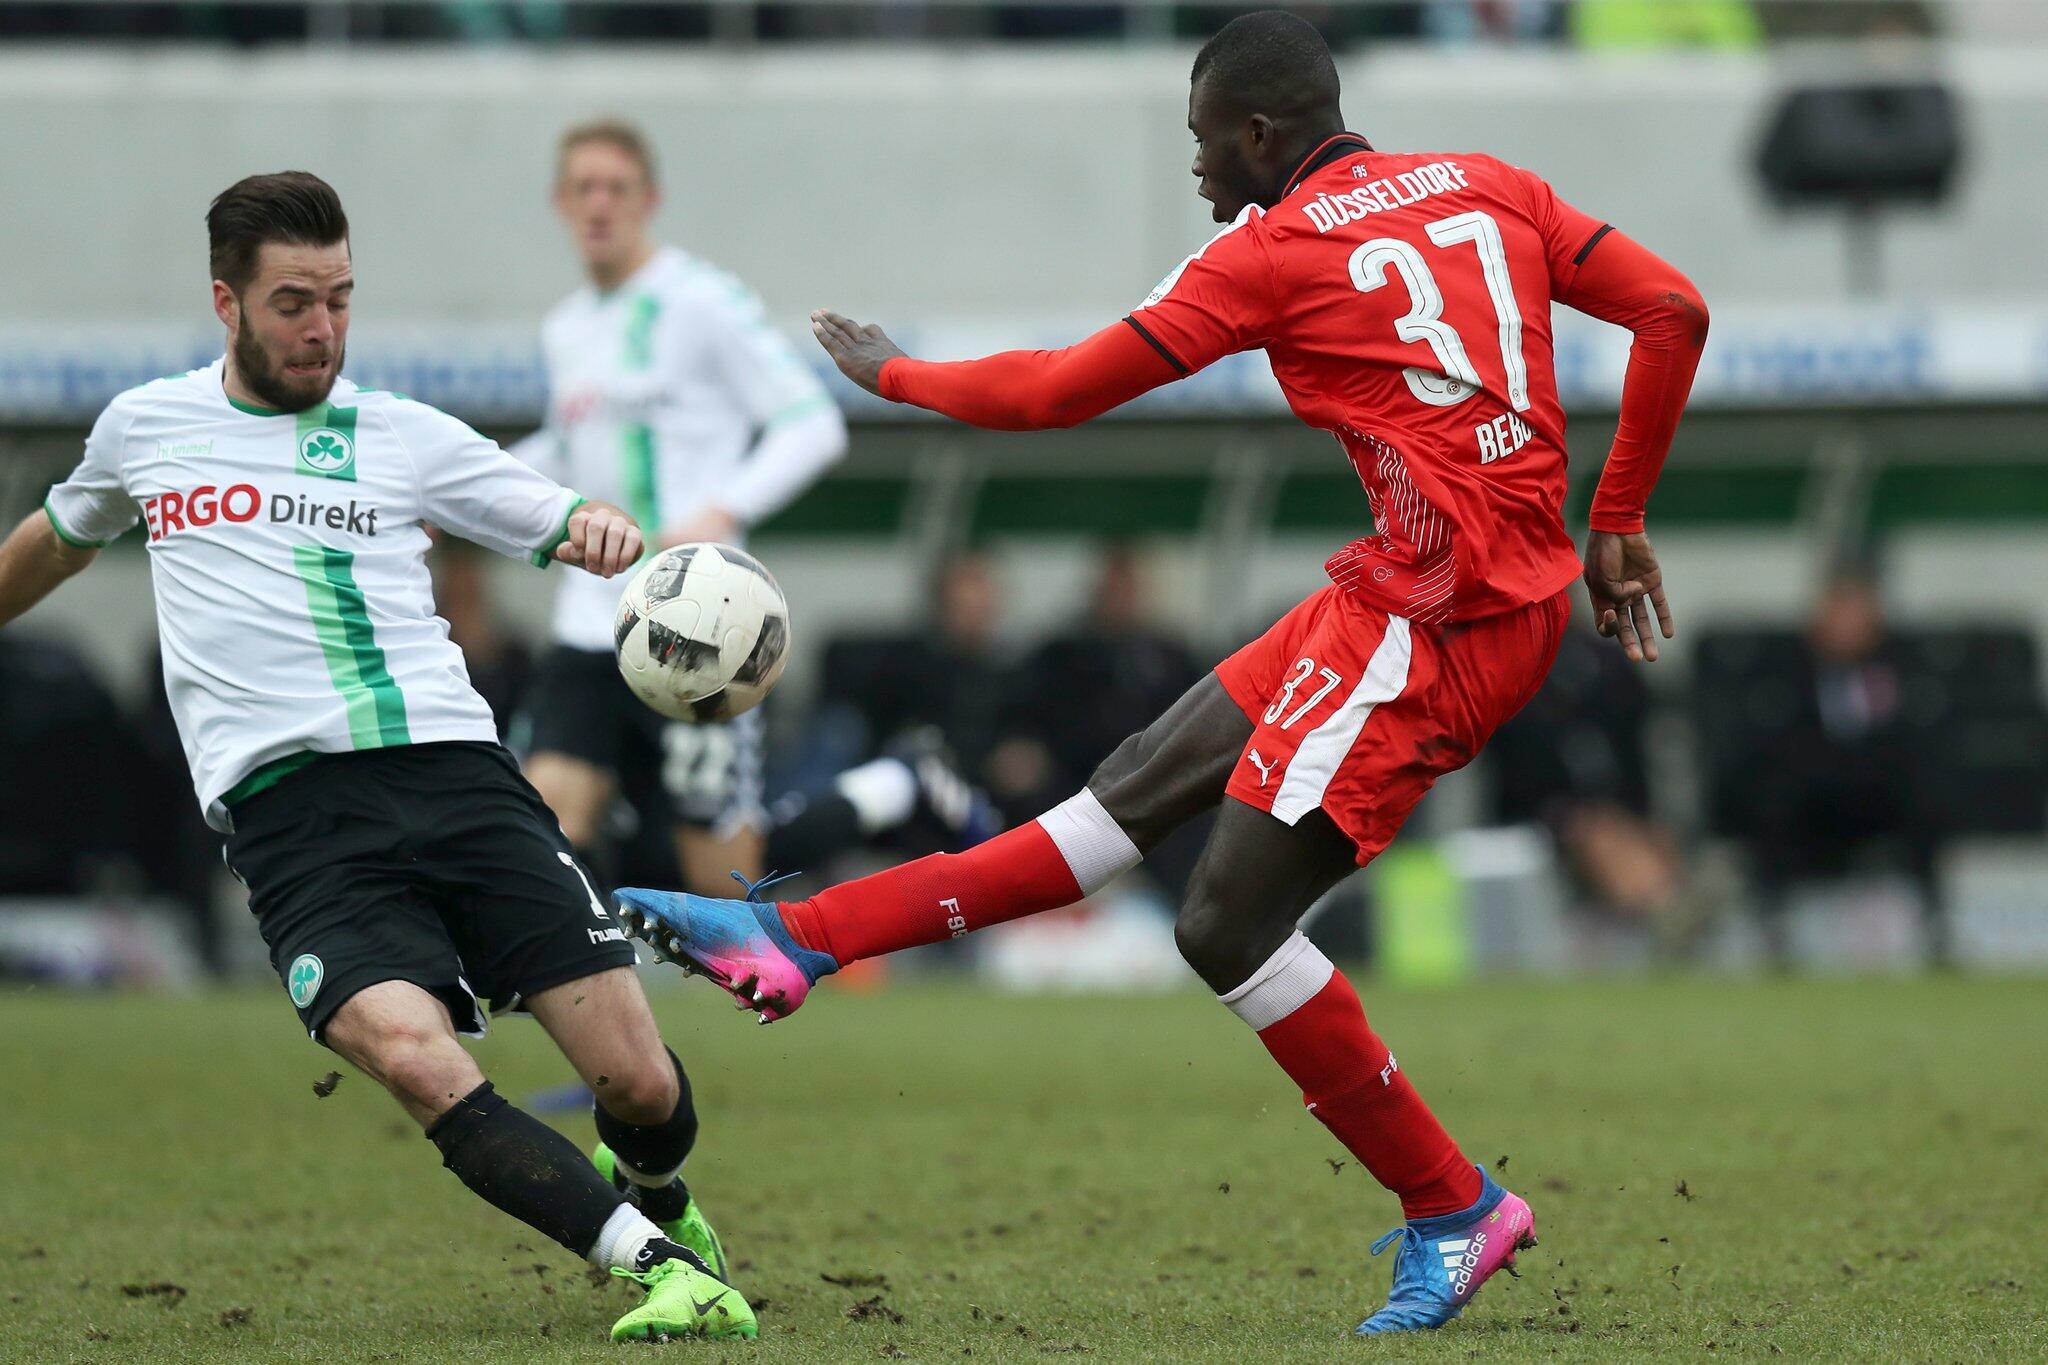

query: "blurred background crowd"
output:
3 0 2046 988
0 0 1984 46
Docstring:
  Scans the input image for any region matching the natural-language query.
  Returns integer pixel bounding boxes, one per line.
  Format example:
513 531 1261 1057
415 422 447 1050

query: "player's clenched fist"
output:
556 499 643 577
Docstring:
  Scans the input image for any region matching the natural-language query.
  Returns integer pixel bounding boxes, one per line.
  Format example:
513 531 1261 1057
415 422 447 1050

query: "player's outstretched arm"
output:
0 511 98 629
811 311 1180 431
553 499 644 578
1560 228 1708 663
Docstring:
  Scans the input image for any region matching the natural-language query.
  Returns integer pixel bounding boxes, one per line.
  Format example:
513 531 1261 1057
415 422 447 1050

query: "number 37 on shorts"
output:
1214 583 1568 865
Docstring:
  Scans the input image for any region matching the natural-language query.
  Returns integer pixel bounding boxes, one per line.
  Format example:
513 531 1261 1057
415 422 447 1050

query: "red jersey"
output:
1126 138 1610 624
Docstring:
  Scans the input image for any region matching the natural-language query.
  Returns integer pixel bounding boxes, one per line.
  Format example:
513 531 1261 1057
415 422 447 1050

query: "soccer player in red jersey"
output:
616 9 1707 1335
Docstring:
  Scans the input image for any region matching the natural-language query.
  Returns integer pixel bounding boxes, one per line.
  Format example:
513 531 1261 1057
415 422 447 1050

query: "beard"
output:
232 325 342 413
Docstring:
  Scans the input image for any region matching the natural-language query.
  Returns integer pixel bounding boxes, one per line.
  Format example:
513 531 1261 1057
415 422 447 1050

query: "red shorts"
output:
1216 585 1570 866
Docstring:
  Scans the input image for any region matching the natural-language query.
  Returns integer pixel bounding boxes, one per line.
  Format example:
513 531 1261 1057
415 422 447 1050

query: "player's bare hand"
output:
557 499 643 578
811 309 905 397
1583 530 1674 663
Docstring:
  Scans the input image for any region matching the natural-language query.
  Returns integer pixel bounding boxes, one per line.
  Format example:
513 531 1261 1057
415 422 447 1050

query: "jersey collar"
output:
593 243 675 301
1281 133 1375 199
213 358 288 417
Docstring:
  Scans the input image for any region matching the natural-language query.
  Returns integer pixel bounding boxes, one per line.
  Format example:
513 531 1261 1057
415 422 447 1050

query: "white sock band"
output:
1219 932 1337 1031
614 1155 684 1189
590 1203 666 1271
1036 788 1143 895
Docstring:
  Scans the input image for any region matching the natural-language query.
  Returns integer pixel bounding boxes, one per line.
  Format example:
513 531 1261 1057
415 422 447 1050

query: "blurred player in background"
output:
620 10 1707 1337
0 172 751 1343
513 119 849 895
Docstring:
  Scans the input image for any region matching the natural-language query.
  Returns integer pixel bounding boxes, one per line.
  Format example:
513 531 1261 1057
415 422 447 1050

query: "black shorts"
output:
223 741 638 1041
515 645 764 833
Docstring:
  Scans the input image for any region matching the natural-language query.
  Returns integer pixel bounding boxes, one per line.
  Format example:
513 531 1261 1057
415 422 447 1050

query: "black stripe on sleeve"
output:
1123 315 1190 376
1571 223 1616 267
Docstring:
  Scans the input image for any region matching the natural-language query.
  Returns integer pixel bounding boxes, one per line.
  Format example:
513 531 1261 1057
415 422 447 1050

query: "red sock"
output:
1224 935 1480 1220
779 789 1140 966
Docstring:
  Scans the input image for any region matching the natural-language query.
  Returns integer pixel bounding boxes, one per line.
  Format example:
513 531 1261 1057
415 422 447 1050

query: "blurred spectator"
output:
1485 614 1691 928
1571 0 1763 48
1424 1 1564 44
814 551 1017 783
1744 564 1944 961
131 649 232 972
0 634 129 895
992 545 1203 809
990 545 1210 898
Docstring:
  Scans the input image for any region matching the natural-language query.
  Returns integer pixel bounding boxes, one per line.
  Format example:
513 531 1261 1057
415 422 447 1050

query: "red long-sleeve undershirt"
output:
878 320 1177 431
878 233 1706 534
1561 230 1709 534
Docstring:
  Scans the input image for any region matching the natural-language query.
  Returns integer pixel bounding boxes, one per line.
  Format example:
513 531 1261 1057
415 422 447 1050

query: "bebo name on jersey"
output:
143 483 380 542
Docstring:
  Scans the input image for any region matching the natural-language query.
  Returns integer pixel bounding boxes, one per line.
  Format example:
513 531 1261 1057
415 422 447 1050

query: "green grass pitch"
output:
1 974 2042 1361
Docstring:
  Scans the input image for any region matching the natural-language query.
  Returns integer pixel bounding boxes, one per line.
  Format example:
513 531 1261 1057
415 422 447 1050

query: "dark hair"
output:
1191 10 1341 120
207 171 350 292
557 117 659 187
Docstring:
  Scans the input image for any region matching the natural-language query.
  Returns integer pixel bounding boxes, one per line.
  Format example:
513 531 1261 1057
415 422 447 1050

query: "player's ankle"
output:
775 896 836 961
634 1178 691 1224
1398 1161 1486 1222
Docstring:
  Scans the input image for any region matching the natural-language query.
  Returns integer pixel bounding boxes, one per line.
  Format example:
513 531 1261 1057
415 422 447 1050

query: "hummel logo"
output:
1379 1053 1400 1086
1246 749 1279 788
691 1290 731 1317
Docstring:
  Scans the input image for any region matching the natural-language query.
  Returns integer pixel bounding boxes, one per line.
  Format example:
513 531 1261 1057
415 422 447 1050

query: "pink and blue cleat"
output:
613 873 838 1022
1355 1166 1536 1334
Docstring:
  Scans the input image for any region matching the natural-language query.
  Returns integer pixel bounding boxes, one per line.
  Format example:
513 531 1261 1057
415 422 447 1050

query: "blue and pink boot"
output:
613 874 838 1022
1356 1166 1536 1334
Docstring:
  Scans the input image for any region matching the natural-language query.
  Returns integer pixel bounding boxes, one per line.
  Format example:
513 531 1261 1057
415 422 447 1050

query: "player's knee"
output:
597 1051 681 1127
363 1025 474 1115
1172 893 1238 990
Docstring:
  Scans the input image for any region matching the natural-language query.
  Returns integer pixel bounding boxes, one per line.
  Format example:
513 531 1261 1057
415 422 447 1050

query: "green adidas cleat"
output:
609 1257 757 1342
592 1142 729 1280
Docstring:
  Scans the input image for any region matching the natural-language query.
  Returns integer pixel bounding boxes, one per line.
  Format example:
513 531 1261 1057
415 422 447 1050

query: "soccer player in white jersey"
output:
514 119 848 894
0 172 752 1343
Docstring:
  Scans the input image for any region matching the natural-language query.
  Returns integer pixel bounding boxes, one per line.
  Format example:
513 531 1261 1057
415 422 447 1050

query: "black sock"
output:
427 1081 624 1257
766 790 864 869
594 1049 697 1223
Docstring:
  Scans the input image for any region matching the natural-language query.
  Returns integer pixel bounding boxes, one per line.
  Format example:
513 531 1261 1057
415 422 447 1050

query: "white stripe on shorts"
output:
1269 616 1414 826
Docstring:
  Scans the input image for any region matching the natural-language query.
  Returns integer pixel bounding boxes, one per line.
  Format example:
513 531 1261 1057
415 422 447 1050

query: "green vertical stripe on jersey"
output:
295 402 359 482
292 544 410 749
621 424 658 538
620 292 663 538
622 293 661 368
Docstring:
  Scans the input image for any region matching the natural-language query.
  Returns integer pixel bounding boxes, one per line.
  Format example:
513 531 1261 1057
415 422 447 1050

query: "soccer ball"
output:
613 543 790 722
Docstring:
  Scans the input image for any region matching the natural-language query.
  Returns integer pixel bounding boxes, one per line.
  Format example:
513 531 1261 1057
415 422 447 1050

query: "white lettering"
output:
1298 160 1473 234
1476 412 1535 464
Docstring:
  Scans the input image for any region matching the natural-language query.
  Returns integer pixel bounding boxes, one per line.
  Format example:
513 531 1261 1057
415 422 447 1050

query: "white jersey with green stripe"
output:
519 246 845 652
43 359 585 831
